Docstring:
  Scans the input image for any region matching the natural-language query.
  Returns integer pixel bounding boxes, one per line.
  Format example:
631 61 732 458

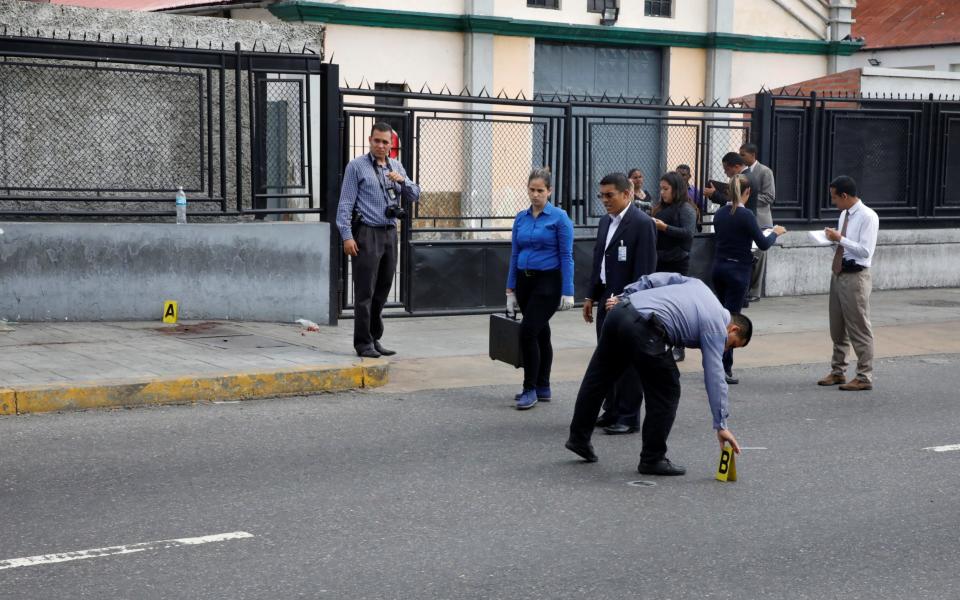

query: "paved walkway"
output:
2 287 959 414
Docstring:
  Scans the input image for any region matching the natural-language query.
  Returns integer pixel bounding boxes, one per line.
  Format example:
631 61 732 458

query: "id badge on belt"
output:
617 240 627 262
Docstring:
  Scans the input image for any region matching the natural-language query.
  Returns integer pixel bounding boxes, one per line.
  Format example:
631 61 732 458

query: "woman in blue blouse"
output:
506 167 575 410
711 173 786 384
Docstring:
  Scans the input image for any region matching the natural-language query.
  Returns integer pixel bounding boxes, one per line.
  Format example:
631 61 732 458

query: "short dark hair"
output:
676 164 691 172
722 152 745 167
730 313 753 345
599 172 632 194
370 122 393 136
739 143 758 155
829 175 857 197
627 168 644 178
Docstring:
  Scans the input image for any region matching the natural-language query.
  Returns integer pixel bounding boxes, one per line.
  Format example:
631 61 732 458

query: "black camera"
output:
385 203 406 219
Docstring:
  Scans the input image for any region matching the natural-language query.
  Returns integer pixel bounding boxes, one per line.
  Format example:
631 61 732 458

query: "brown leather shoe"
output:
817 373 846 386
839 379 872 391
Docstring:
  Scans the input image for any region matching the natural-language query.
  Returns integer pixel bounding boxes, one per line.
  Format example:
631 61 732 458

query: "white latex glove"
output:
506 292 519 317
558 295 575 311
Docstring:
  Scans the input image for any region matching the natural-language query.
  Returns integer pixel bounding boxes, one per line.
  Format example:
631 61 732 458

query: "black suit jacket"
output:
589 205 658 302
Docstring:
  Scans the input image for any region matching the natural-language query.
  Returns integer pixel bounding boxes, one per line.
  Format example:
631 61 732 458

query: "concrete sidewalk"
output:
2 287 959 414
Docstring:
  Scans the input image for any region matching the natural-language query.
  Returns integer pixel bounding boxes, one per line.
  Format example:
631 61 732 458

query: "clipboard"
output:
708 180 730 196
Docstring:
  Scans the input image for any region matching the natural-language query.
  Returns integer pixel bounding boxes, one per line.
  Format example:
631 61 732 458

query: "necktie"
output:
831 211 849 276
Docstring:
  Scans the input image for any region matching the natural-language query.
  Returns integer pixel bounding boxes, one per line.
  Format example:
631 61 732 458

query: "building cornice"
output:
269 1 863 56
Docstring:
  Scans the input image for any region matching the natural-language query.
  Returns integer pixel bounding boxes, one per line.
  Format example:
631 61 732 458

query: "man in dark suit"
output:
583 172 658 435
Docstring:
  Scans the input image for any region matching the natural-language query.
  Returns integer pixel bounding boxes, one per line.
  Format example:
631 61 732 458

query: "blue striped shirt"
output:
507 202 575 296
622 273 732 430
336 153 421 242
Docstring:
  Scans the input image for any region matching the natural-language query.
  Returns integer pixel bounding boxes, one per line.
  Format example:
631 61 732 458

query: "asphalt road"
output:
1 355 959 599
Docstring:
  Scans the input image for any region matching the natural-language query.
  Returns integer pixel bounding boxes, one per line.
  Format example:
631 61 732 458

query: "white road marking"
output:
0 531 254 570
922 444 960 453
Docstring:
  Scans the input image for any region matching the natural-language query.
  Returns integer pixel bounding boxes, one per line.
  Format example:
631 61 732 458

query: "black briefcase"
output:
489 313 523 368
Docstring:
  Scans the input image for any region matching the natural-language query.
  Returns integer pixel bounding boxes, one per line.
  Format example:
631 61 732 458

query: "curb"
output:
4 361 389 415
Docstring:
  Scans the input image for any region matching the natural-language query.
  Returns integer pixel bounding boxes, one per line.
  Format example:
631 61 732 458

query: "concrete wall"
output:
859 67 960 97
733 0 826 40
765 229 960 297
0 222 331 323
730 51 827 98
841 46 960 74
0 0 324 219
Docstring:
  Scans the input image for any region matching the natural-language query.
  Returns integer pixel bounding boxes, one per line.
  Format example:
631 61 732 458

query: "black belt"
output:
620 297 672 346
522 269 558 277
360 223 396 230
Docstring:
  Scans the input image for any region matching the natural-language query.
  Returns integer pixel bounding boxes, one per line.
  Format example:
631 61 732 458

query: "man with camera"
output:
336 122 420 358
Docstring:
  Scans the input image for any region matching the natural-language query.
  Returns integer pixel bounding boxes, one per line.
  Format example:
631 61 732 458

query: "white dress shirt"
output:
837 199 880 268
600 203 631 285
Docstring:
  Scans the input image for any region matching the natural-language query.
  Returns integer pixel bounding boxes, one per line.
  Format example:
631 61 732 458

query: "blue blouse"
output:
507 202 575 296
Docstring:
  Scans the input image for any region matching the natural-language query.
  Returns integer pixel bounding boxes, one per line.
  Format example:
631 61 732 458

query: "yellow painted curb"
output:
10 361 389 415
0 389 16 415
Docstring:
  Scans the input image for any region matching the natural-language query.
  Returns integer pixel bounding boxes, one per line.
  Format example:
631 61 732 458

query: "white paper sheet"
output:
808 230 832 246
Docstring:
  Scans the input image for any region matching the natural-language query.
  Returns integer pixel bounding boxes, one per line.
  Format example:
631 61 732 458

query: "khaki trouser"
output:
829 269 874 382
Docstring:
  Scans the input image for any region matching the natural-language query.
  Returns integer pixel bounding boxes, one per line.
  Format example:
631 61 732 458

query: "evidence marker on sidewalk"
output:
163 300 178 324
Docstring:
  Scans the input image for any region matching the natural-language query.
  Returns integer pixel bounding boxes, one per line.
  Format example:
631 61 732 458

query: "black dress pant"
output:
569 302 681 463
352 224 397 352
515 269 561 390
711 259 751 374
596 301 643 428
656 257 690 276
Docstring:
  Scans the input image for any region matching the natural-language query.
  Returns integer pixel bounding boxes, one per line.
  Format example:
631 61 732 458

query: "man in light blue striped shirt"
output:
336 122 420 358
565 272 748 475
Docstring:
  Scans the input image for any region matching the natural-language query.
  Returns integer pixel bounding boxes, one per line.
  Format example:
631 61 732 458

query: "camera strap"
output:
368 153 398 205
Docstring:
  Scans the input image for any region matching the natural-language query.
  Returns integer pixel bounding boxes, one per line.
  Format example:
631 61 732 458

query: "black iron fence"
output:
757 92 960 226
337 87 751 314
0 34 336 220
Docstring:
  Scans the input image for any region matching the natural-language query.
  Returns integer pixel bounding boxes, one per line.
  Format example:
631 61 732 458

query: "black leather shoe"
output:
603 424 639 435
637 458 686 476
595 414 617 428
357 347 381 358
725 372 739 385
373 341 396 356
564 440 598 463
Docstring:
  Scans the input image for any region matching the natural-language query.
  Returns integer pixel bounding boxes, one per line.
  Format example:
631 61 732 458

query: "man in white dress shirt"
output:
817 175 880 391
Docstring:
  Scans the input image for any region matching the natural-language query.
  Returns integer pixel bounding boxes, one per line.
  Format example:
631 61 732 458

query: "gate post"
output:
321 63 342 325
751 92 774 163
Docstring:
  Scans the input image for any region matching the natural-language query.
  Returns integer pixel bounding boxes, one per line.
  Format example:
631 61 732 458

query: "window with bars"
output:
644 0 672 17
528 0 560 8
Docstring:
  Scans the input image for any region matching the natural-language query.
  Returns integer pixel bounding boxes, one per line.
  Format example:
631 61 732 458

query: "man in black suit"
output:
583 172 658 434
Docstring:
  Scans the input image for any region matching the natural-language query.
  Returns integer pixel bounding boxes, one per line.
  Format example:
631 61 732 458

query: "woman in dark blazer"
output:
651 171 699 361
711 173 786 383
651 171 698 276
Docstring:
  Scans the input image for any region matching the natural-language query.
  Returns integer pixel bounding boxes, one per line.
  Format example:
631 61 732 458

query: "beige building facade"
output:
261 0 859 103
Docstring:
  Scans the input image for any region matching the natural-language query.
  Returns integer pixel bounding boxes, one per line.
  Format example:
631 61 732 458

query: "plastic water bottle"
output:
175 186 187 224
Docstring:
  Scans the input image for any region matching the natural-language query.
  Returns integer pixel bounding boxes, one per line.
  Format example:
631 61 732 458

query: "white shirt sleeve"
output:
839 208 879 262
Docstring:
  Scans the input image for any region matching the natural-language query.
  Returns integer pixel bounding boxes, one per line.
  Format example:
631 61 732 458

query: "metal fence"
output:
0 34 336 220
337 88 752 314
758 92 960 226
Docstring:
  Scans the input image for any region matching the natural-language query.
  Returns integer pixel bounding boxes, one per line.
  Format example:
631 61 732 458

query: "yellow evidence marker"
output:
162 301 178 324
715 444 737 482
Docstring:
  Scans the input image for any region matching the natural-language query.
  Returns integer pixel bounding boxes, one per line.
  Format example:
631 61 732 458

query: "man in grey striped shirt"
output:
336 122 420 358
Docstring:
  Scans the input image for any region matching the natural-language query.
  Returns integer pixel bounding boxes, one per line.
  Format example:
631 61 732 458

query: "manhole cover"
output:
910 300 960 308
627 480 657 487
